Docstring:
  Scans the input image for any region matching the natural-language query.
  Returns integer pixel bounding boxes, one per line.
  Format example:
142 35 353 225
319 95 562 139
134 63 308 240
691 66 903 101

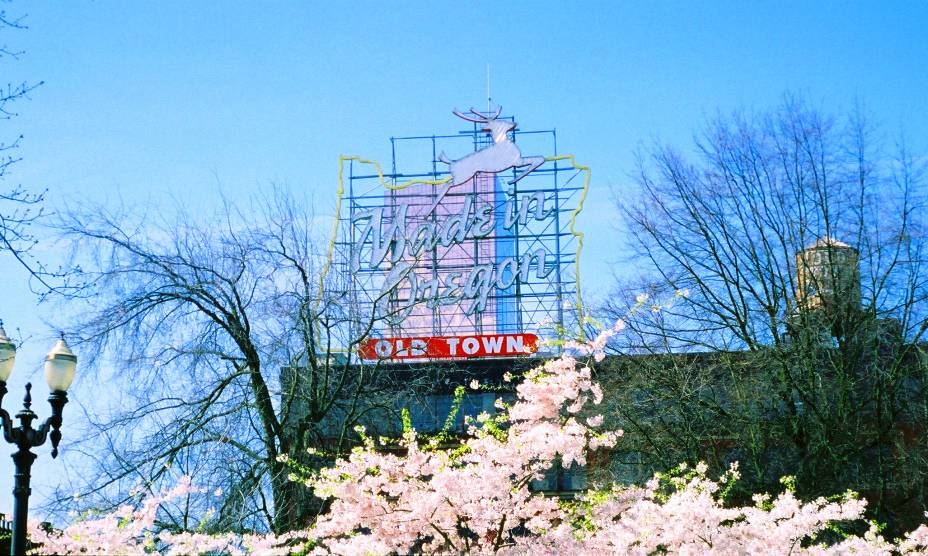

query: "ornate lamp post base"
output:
0 383 68 556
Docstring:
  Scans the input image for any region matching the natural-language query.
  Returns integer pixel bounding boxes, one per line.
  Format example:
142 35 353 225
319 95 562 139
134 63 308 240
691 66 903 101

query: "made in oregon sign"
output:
319 106 590 360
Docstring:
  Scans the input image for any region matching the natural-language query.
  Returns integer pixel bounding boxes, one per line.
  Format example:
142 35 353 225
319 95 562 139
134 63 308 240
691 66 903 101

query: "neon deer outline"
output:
438 106 545 186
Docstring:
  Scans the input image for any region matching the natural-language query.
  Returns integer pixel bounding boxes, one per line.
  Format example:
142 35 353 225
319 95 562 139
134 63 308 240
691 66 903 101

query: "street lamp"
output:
0 322 76 556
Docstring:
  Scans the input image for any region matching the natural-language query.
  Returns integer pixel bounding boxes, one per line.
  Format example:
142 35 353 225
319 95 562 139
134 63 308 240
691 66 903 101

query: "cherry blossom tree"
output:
27 323 928 554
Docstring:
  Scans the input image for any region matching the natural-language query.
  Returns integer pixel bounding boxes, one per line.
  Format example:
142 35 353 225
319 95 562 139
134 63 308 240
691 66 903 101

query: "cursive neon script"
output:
350 188 555 320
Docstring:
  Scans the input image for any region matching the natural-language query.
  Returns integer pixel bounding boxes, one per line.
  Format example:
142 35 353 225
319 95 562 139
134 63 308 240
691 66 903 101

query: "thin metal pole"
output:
486 63 491 114
11 447 36 556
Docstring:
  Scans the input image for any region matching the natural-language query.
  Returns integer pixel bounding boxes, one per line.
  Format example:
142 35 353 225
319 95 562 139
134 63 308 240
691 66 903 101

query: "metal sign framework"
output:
326 112 588 352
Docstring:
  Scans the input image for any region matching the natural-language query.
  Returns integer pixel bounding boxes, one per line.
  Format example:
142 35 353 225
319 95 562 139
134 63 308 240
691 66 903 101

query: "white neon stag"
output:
439 106 544 186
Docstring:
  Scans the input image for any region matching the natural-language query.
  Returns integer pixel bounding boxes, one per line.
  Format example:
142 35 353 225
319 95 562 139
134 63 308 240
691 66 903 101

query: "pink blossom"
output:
33 330 928 555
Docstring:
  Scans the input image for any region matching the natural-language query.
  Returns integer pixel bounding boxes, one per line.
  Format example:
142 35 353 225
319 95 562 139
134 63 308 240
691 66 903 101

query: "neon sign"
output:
321 106 591 356
351 185 556 319
359 333 538 360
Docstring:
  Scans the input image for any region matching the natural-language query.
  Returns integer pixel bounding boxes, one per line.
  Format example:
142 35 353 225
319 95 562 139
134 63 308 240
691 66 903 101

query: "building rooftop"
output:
806 236 853 250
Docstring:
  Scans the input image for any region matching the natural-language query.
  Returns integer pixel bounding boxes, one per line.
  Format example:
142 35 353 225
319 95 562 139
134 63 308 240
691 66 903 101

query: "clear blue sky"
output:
1 0 926 517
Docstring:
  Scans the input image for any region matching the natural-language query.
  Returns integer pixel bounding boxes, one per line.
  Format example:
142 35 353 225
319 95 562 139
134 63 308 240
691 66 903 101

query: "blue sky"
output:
1 0 926 516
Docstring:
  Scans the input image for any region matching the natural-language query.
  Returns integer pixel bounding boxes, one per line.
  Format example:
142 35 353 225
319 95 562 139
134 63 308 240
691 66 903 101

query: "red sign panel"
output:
359 333 538 361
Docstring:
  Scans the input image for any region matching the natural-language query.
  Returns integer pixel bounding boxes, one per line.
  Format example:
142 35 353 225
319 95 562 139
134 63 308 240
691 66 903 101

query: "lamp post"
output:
0 322 76 556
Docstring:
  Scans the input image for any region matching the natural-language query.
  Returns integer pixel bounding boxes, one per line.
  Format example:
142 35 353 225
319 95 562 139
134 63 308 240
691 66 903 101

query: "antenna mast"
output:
486 63 491 114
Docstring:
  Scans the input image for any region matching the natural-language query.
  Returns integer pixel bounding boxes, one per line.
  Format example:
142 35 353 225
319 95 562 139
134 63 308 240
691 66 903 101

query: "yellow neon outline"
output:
317 154 590 338
544 155 590 337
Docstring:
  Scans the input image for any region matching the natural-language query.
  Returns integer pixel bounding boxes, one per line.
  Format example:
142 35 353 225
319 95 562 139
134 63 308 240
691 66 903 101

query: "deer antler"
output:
470 106 501 120
452 108 487 123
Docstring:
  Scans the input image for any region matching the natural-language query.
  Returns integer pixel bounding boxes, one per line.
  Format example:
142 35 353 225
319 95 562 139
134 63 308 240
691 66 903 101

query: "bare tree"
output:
601 97 928 533
48 190 426 533
0 3 53 290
